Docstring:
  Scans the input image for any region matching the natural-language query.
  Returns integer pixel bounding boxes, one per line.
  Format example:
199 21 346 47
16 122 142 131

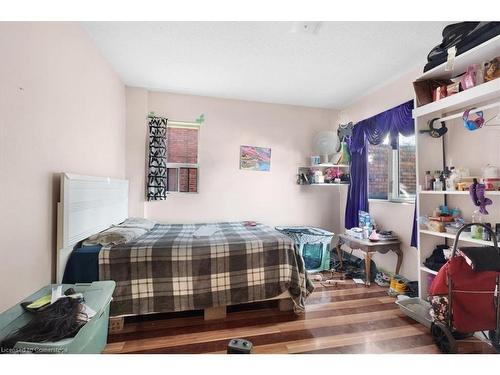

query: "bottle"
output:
424 171 432 191
433 171 443 191
471 210 484 240
440 171 446 191
483 223 492 242
451 207 462 219
443 166 451 179
446 167 457 191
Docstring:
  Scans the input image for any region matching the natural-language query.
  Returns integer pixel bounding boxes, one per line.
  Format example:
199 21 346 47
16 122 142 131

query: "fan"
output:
313 131 339 164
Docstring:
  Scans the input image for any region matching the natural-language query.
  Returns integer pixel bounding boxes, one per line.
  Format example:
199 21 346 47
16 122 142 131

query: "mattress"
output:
62 244 102 284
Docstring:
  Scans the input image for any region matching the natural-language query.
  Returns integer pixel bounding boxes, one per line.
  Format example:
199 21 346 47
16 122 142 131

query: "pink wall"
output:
126 88 340 228
0 22 126 312
338 68 421 280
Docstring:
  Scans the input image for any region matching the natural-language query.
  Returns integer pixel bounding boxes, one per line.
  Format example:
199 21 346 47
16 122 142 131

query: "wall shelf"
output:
300 183 349 186
419 229 494 246
419 190 500 196
297 164 350 186
298 164 350 168
413 78 500 118
420 266 438 276
416 35 500 81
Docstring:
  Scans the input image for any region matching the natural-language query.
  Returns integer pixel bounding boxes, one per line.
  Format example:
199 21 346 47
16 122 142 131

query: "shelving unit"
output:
419 229 495 246
419 190 500 196
414 35 500 301
420 266 438 276
413 78 500 118
307 183 349 186
297 164 350 186
299 164 349 168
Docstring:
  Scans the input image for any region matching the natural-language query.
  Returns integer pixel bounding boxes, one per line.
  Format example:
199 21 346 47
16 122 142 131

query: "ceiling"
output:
83 21 449 109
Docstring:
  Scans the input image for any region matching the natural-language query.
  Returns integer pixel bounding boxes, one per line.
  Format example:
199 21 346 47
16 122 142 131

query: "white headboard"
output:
56 173 129 283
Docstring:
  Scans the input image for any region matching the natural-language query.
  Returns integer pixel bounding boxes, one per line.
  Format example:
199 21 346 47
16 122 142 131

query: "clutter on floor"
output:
374 271 391 287
330 246 378 283
227 338 253 354
275 226 334 272
307 269 347 288
0 281 115 354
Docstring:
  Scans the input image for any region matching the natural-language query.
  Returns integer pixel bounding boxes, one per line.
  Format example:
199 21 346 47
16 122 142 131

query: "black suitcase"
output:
423 22 500 72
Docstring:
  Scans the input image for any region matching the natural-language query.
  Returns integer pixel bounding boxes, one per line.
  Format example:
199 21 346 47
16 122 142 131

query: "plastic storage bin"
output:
275 226 334 272
395 297 432 328
0 281 115 354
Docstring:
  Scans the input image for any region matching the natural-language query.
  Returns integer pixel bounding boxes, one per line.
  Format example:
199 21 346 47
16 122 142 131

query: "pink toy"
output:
369 230 380 242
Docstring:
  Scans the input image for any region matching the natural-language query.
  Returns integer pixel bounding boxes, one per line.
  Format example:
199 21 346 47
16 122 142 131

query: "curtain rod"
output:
168 120 200 127
434 101 500 123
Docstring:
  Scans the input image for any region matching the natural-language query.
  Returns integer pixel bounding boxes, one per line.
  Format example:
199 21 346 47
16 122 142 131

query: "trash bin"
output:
0 281 115 354
275 226 334 272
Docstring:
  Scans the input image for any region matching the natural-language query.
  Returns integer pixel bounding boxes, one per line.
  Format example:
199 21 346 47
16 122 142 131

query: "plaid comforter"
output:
99 222 314 316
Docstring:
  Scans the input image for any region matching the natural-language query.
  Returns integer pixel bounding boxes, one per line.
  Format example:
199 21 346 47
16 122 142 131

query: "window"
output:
368 134 416 201
166 124 200 193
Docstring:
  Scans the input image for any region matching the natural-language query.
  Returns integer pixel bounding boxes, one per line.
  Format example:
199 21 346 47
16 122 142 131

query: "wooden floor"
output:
105 280 496 354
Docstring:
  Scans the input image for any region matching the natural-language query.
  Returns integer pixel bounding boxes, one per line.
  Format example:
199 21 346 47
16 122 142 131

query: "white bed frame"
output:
56 172 292 323
56 173 129 283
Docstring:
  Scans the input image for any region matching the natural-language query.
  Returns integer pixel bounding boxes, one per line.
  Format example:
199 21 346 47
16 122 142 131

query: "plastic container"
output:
471 210 484 239
424 171 433 191
0 281 115 354
395 297 433 328
275 226 334 272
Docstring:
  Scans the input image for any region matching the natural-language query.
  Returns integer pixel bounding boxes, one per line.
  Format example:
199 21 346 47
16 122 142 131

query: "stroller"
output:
428 223 500 353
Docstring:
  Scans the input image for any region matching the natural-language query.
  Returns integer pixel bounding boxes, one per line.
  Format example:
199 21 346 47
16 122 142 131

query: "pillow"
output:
116 217 156 231
82 226 148 247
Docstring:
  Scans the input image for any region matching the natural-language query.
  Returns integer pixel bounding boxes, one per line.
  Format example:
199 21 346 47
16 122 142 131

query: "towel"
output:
193 225 219 237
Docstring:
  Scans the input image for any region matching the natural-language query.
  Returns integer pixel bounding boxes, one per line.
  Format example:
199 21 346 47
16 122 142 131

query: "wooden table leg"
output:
394 248 403 275
365 252 372 287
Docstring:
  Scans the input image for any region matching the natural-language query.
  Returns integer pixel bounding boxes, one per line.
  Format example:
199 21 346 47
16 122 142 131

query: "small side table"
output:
336 234 403 286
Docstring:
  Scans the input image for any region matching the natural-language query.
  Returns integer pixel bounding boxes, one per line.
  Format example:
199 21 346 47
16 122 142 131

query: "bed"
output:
57 173 313 321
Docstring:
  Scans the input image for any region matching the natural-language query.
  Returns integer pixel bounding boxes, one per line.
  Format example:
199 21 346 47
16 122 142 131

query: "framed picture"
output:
239 145 271 171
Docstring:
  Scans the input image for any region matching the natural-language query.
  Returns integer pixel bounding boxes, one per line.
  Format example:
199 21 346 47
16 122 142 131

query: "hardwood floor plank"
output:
104 281 494 354
282 325 426 353
390 344 441 354
107 301 400 350
297 333 435 354
108 310 406 352
126 317 412 354
305 296 395 312
108 296 398 343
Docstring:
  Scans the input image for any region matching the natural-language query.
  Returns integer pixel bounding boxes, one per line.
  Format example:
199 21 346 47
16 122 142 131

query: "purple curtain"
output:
344 136 369 229
344 100 415 229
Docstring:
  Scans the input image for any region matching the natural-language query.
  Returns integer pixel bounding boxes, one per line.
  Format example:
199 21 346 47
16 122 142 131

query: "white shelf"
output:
301 183 349 186
414 36 500 305
420 266 438 276
419 190 500 196
413 78 500 118
416 35 500 81
419 229 494 246
299 164 349 168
